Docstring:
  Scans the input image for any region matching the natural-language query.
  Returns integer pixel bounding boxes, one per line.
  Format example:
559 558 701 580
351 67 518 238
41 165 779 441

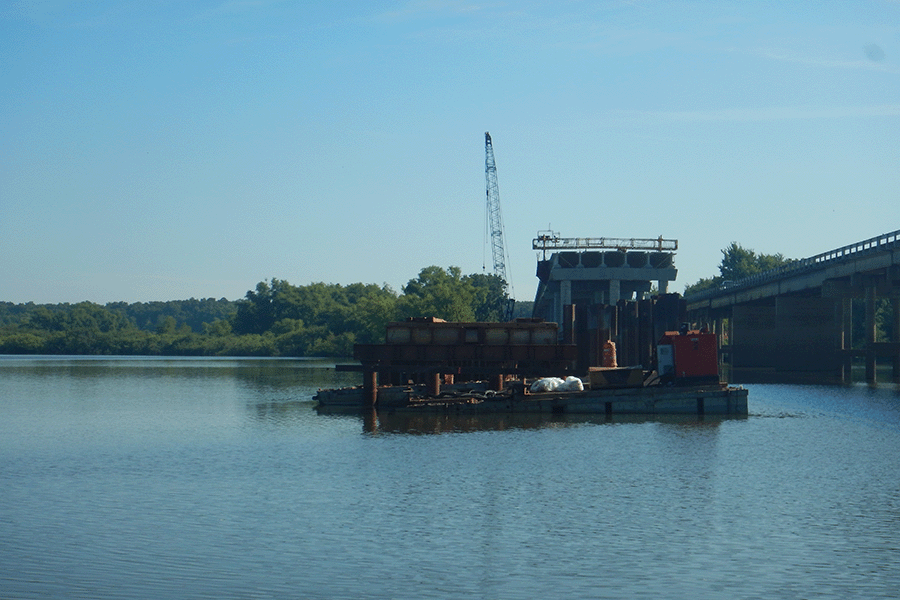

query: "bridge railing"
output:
532 233 678 252
685 229 900 302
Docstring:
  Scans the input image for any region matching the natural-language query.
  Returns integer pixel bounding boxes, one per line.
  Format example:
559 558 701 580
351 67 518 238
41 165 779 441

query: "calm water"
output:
1 357 899 600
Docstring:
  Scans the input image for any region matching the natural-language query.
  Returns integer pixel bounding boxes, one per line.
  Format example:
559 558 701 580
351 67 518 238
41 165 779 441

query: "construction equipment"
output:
533 232 678 256
484 132 515 321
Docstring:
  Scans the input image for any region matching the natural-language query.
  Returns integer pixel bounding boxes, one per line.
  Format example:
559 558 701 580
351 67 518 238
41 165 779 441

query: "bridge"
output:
684 229 900 383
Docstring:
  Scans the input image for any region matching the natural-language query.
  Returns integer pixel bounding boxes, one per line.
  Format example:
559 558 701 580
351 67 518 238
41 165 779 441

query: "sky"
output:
2 0 899 305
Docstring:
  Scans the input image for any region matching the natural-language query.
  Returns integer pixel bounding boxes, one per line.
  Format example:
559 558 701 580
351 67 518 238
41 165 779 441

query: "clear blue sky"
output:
2 1 898 305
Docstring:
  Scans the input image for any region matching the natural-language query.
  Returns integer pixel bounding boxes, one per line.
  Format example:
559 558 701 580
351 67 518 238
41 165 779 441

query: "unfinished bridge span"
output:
685 229 900 383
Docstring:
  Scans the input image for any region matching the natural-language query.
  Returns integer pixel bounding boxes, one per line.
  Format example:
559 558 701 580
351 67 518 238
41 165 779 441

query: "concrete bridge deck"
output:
684 229 900 383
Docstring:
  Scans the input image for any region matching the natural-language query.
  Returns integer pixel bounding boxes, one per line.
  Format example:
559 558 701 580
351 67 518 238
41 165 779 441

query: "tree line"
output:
683 242 793 295
0 267 530 357
4 245 889 357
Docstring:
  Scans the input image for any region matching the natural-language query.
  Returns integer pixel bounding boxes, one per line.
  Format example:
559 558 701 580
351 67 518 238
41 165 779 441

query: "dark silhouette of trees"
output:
684 242 792 295
0 265 516 357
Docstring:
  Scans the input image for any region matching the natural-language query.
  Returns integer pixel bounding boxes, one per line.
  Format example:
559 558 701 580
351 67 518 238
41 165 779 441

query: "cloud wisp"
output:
755 47 900 75
620 104 900 123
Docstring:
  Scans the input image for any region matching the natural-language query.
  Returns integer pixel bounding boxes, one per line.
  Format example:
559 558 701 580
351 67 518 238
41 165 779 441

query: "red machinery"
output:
657 329 720 384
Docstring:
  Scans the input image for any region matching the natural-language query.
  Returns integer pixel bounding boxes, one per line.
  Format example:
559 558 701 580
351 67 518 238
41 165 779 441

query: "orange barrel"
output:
602 340 617 368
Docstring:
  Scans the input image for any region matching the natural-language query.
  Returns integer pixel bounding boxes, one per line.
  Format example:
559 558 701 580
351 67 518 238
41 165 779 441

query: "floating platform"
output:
314 378 748 417
317 316 748 418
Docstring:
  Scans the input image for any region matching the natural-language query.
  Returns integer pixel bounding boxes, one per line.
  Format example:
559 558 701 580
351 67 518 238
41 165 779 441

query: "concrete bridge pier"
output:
704 286 900 384
865 282 877 383
714 314 729 379
838 298 852 383
857 273 900 384
893 298 900 384
716 298 842 380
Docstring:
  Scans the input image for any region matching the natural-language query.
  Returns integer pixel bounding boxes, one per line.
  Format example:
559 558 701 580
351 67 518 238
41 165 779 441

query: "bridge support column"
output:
558 280 572 332
609 279 620 304
839 298 852 383
730 299 840 376
865 284 877 383
893 298 900 384
715 316 726 378
563 304 576 345
712 314 730 381
775 297 840 373
730 305 776 371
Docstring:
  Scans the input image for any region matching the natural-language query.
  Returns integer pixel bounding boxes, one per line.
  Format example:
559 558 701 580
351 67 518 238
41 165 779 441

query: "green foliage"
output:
685 242 792 295
231 278 400 355
0 332 45 353
683 276 721 295
511 300 534 320
394 267 514 323
851 297 893 349
718 242 790 281
0 299 242 356
398 266 475 322
876 299 893 342
0 265 516 358
465 273 510 322
232 280 279 334
108 298 237 332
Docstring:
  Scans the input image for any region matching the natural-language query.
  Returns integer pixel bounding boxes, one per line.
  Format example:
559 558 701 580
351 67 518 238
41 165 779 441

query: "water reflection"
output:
0 355 356 383
728 364 900 387
358 410 745 435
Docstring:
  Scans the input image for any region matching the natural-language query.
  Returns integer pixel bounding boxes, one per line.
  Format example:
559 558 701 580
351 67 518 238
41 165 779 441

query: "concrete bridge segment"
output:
685 230 900 383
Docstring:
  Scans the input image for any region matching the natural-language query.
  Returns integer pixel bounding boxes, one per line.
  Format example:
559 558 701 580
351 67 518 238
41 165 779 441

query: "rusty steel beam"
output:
353 343 577 378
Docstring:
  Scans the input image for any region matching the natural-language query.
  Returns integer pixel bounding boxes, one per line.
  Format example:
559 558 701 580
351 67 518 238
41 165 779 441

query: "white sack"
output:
529 377 565 392
563 376 584 391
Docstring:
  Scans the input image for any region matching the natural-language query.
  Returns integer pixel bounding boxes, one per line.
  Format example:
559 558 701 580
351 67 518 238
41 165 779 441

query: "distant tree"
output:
156 315 178 334
512 300 534 320
465 273 509 322
202 319 232 336
851 297 893 348
232 280 280 335
108 298 237 333
231 278 400 355
683 276 722 296
719 242 790 281
0 332 45 353
343 285 400 344
685 243 792 295
397 266 476 322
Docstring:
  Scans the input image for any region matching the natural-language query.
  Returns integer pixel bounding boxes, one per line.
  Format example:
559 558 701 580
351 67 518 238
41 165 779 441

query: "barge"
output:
314 308 748 417
314 377 747 416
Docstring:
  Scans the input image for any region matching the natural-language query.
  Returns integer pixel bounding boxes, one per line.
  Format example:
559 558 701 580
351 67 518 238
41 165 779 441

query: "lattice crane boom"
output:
484 132 514 320
484 132 507 282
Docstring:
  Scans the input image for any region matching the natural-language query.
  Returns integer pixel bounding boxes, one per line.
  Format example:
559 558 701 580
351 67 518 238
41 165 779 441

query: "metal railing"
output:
533 232 678 252
685 229 900 302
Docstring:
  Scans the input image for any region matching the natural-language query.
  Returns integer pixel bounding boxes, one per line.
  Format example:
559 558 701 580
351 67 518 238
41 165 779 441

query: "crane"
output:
484 132 515 321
